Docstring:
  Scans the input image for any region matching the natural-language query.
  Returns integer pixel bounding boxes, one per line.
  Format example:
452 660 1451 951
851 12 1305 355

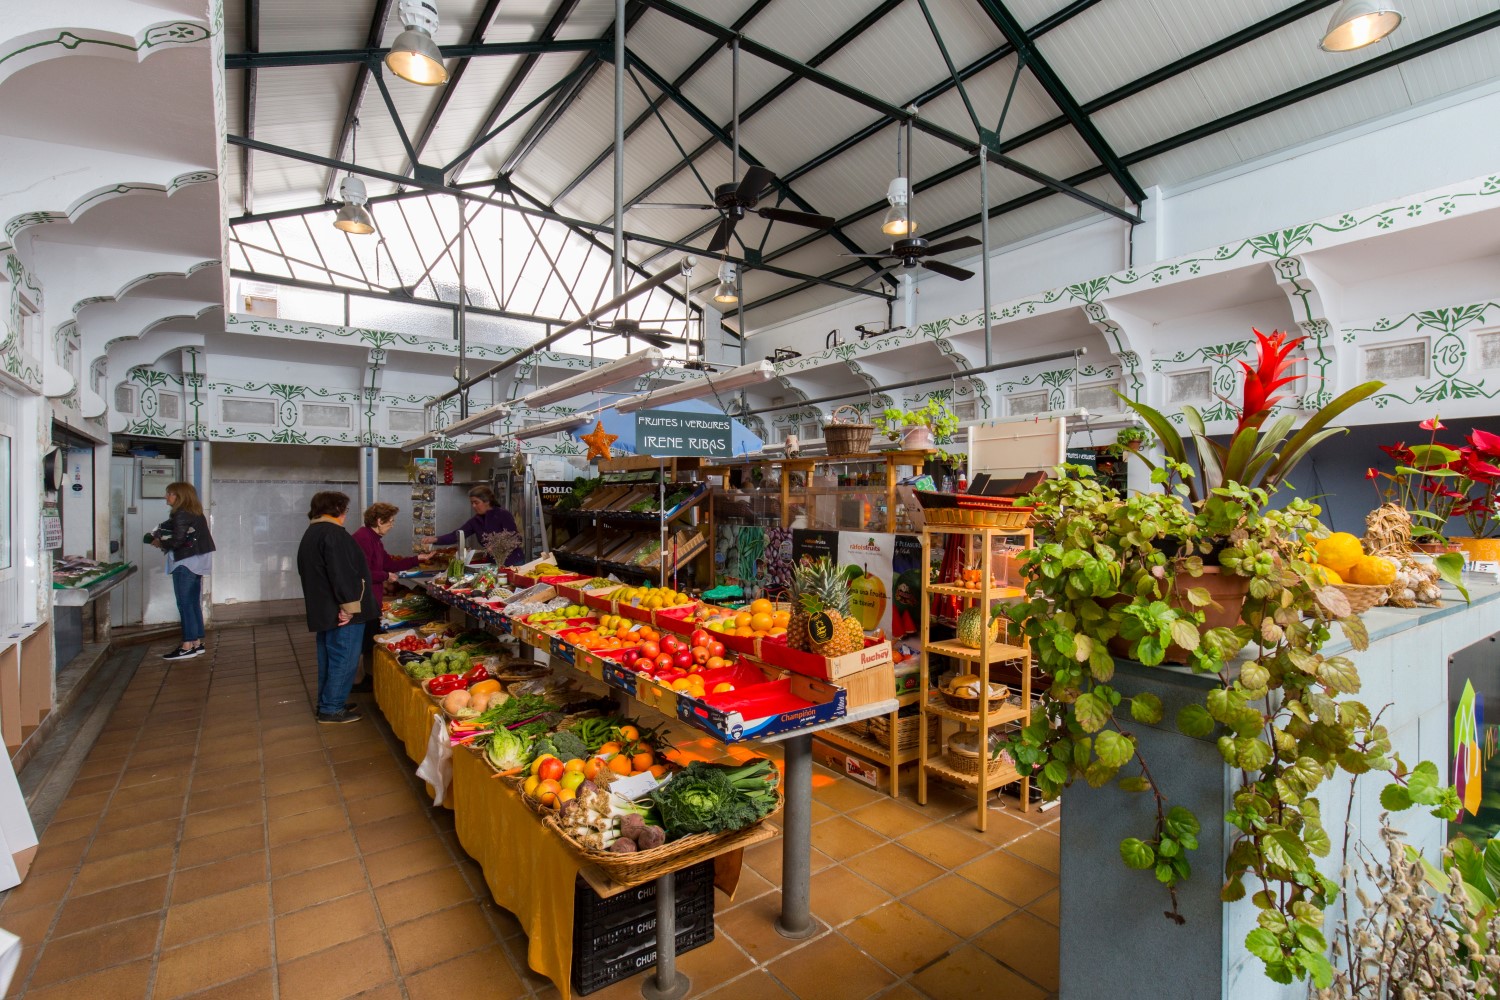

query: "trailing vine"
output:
1004 464 1459 987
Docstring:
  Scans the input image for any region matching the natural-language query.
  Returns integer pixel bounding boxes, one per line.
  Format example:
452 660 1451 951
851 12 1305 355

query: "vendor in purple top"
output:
422 485 523 565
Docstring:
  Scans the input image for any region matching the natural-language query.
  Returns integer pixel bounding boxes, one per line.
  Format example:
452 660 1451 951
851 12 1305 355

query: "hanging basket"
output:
825 404 874 457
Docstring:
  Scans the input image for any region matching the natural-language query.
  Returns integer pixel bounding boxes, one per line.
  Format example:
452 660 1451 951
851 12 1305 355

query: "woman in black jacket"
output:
295 491 378 724
149 482 216 661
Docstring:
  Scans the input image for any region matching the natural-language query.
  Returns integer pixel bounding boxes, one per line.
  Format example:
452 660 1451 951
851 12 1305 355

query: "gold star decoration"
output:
581 420 617 462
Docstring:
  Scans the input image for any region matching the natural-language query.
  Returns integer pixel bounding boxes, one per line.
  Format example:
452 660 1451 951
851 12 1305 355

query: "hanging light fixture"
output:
713 261 738 304
881 117 916 236
514 348 665 409
399 430 440 451
513 413 591 441
1320 1 1402 51
333 176 375 234
386 0 448 86
334 120 375 234
613 359 774 413
442 402 510 437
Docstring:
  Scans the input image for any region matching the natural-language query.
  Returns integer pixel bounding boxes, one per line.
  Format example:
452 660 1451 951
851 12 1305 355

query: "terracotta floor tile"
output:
64 773 119 798
263 767 333 798
699 969 796 999
959 807 1045 847
153 923 273 999
69 844 176 895
346 789 419 827
812 775 886 812
170 853 267 905
403 943 527 1000
33 814 97 846
1006 830 1060 873
870 984 929 1000
161 882 271 948
49 875 170 937
177 823 267 868
170 968 275 1000
843 843 945 897
19 957 151 1000
1029 888 1060 926
110 774 189 807
262 736 325 760
353 813 441 856
722 864 775 909
846 798 937 839
717 890 827 964
25 836 88 875
118 761 193 789
841 901 960 978
674 929 755 992
388 902 500 975
808 865 893 927
274 890 383 962
0 867 76 916
28 912 161 988
904 873 1016 939
268 804 349 846
742 841 835 885
809 799 837 824
265 784 342 820
810 815 889 862
362 840 455 888
268 828 360 878
84 817 181 862
95 799 178 836
185 781 264 817
181 803 265 844
767 929 895 1000
974 911 1059 991
911 944 1046 1000
897 822 993 869
273 857 369 914
0 903 62 952
957 850 1058 907
374 866 478 926
48 790 111 824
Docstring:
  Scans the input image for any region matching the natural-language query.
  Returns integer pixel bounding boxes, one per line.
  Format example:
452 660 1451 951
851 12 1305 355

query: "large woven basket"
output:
924 507 1034 529
825 404 874 457
946 731 1014 778
1334 583 1388 614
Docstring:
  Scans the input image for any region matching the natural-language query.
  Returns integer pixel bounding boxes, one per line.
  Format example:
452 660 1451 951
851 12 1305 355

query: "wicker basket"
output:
825 405 874 457
938 684 1010 714
946 731 1014 778
867 712 928 752
924 507 1034 529
1334 583 1388 614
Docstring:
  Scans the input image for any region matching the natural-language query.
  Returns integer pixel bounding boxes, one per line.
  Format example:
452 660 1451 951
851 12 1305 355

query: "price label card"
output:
808 612 835 646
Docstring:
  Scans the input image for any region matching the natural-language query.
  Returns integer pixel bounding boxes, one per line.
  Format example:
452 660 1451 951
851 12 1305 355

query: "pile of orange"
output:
574 622 659 653
707 598 790 638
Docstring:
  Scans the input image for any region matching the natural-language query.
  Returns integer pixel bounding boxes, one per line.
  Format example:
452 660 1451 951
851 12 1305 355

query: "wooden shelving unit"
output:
917 523 1034 831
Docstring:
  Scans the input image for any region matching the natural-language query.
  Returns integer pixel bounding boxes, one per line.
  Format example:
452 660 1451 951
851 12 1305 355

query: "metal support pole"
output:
642 873 689 1000
457 194 468 416
775 733 815 939
980 146 993 367
612 0 626 298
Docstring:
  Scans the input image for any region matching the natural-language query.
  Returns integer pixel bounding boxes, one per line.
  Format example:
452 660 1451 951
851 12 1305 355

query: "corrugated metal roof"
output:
230 0 1500 320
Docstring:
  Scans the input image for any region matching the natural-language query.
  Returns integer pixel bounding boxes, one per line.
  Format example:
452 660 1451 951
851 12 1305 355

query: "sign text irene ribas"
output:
634 409 732 457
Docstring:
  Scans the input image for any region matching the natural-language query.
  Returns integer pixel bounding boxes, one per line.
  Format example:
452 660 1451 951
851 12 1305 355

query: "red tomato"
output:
690 629 711 649
639 640 660 660
707 641 725 658
538 757 565 782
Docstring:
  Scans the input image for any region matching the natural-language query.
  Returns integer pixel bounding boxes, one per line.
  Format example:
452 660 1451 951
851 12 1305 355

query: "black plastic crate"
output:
581 891 715 952
573 914 715 996
572 860 714 932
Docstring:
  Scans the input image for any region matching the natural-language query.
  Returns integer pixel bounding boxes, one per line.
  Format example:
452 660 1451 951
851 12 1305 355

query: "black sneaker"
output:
345 702 357 711
161 646 203 661
316 708 363 724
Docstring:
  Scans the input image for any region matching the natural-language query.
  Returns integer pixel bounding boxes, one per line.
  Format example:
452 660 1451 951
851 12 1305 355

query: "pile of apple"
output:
627 629 738 698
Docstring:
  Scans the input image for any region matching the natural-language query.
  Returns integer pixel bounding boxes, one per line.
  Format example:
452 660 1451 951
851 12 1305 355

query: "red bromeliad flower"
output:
1236 328 1306 433
1469 427 1500 457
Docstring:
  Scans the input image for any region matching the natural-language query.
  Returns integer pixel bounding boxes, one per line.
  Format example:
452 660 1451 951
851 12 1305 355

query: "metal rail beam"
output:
403 0 506 176
242 0 259 214
228 267 571 327
973 0 1144 205
225 38 598 69
322 0 394 204
737 9 1500 315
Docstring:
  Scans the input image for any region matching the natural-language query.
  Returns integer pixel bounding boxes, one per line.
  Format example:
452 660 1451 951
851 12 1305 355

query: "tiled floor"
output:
0 623 1060 999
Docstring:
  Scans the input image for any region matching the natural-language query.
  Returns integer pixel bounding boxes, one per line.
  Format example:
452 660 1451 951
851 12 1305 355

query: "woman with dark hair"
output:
353 502 419 686
421 485 522 565
296 491 377 724
149 481 216 661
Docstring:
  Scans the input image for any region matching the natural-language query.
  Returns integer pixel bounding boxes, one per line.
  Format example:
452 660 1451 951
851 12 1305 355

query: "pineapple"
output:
790 557 865 657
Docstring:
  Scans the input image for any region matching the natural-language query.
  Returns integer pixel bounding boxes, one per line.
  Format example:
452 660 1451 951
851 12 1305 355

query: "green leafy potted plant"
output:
872 399 959 450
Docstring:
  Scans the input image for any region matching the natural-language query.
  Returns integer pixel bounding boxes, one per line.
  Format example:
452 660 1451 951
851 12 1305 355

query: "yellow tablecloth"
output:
372 647 450 808
453 748 582 998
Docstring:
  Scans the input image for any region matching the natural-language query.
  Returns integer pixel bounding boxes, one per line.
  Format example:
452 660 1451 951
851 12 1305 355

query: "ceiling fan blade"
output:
634 202 717 211
854 266 899 290
921 260 974 282
636 332 672 349
706 216 737 254
735 165 775 203
637 328 674 338
757 207 834 230
920 235 982 257
839 251 895 259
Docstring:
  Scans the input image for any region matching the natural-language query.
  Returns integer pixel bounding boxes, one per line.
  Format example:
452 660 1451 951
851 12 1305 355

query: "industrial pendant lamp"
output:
386 0 448 86
1320 1 1402 52
881 117 916 236
333 123 375 234
713 261 738 304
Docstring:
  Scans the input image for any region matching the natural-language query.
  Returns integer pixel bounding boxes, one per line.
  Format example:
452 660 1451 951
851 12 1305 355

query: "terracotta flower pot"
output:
1453 537 1500 562
900 425 936 450
1413 541 1463 555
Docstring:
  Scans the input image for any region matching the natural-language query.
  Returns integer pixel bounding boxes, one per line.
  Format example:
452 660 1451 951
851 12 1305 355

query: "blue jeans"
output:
315 622 363 715
172 567 205 643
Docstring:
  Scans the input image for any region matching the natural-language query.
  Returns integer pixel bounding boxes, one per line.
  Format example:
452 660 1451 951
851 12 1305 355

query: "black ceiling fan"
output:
634 39 833 255
585 316 676 350
842 235 981 288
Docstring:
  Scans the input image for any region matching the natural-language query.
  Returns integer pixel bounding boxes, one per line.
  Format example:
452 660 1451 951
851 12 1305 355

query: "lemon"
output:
1312 566 1343 585
1314 532 1363 576
1348 555 1397 587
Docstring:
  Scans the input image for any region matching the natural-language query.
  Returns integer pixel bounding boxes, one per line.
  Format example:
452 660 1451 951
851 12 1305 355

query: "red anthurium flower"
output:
1469 427 1500 457
1419 416 1446 431
1236 328 1306 433
1378 442 1413 464
1365 467 1379 480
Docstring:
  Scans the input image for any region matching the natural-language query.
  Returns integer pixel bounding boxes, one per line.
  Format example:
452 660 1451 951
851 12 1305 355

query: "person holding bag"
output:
148 481 215 661
296 491 377 724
